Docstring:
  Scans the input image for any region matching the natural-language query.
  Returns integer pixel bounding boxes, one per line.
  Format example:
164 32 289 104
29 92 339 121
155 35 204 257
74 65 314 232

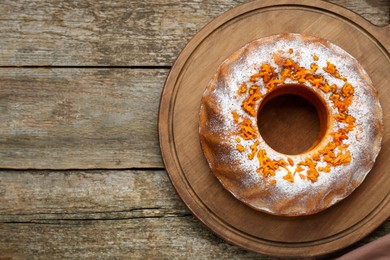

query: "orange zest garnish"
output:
323 61 347 81
283 167 294 183
240 118 257 140
238 83 247 95
250 64 274 83
341 82 354 97
298 158 319 183
232 111 239 123
234 54 355 184
288 157 294 166
242 85 260 117
312 153 320 161
248 141 259 160
318 166 331 173
236 144 246 152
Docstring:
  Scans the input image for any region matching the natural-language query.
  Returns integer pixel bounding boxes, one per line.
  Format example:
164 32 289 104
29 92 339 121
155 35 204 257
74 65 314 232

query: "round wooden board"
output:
159 0 390 257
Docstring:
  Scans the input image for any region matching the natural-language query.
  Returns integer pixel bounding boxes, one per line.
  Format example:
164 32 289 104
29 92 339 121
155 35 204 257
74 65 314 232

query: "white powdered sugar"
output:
199 33 383 215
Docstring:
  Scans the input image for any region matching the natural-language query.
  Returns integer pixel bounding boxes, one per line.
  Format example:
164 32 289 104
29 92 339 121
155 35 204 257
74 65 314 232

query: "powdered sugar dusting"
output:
199 33 383 215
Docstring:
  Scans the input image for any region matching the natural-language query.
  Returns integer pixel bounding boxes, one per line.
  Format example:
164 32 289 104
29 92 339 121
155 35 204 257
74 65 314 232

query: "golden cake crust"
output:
199 33 383 216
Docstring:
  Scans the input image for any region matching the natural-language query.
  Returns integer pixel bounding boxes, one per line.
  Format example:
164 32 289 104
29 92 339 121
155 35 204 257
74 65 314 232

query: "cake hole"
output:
257 84 328 155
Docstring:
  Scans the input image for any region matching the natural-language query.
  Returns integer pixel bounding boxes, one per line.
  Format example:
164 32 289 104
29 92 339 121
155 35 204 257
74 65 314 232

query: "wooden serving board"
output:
159 0 390 257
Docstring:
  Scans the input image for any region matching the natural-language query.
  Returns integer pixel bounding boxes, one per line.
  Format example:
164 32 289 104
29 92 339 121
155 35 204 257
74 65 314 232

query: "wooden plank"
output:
0 169 388 259
0 0 388 66
0 217 387 259
327 0 390 26
0 170 187 218
0 68 166 169
0 217 270 259
0 170 259 258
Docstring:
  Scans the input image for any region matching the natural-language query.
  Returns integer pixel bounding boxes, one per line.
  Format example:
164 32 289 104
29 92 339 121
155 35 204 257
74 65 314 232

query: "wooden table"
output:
0 0 388 258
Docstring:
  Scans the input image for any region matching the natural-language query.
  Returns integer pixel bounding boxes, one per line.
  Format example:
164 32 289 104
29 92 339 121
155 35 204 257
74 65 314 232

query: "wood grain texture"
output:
0 0 388 259
0 0 388 66
159 0 390 257
0 68 166 169
0 170 187 220
0 217 266 259
0 170 388 259
0 170 262 259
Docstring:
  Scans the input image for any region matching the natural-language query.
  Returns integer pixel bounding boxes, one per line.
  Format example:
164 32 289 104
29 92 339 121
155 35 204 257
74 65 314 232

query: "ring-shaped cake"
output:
199 33 383 216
